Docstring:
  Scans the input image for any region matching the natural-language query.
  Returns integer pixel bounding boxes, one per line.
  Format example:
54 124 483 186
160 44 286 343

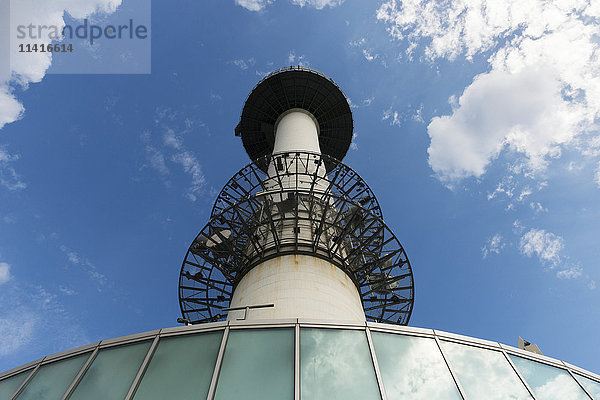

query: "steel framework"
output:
179 152 414 325
4 319 599 400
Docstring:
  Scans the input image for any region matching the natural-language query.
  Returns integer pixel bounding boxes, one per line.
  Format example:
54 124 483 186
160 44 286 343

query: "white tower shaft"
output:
227 110 365 321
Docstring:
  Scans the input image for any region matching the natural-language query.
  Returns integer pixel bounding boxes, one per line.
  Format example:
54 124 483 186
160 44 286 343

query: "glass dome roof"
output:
1 320 598 400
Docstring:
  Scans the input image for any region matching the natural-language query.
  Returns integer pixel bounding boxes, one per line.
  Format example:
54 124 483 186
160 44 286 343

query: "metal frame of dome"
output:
3 320 599 400
235 66 354 169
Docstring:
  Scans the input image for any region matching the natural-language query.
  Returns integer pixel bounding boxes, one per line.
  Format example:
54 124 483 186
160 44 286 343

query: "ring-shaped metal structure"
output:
179 153 414 325
211 152 383 220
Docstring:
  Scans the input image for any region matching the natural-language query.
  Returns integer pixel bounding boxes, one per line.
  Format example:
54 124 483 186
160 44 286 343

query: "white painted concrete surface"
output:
228 108 364 322
273 109 321 155
227 255 365 321
265 109 328 193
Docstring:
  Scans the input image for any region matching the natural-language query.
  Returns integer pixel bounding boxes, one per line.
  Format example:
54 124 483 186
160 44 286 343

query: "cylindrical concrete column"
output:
228 255 365 321
228 108 365 322
273 109 321 155
266 109 327 192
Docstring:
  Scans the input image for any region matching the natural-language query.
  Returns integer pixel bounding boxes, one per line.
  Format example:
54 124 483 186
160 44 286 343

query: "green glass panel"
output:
300 328 380 400
214 328 294 400
0 370 31 400
16 353 89 400
440 341 532 400
371 332 461 400
133 331 222 400
575 373 600 399
69 340 151 400
509 355 590 400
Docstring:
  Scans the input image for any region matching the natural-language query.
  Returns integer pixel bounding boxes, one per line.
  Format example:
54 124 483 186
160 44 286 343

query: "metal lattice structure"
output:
179 152 414 325
179 67 414 327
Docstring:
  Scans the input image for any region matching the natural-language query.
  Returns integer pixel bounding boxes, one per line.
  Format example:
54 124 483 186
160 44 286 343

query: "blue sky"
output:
1 0 599 374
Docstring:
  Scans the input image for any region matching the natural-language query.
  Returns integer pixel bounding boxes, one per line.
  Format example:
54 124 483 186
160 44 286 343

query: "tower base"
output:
227 255 365 321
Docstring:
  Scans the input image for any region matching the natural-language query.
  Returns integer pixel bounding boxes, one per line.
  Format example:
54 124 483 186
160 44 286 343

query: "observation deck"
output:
235 66 354 168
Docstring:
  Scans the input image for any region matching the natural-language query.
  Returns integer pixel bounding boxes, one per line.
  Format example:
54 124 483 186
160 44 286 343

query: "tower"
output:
178 66 415 325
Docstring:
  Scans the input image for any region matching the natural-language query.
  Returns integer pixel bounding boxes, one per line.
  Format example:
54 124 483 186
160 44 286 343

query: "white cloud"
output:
378 0 600 185
519 228 564 267
288 51 310 66
516 188 532 202
59 285 77 296
349 38 366 47
230 58 256 70
488 176 515 200
412 104 424 123
235 0 272 11
0 147 26 190
0 1 122 195
144 145 170 177
581 136 600 158
488 175 548 211
349 38 387 66
66 250 80 265
0 262 12 284
377 0 598 61
2 214 17 224
143 109 207 201
291 0 344 9
529 201 548 213
516 223 592 287
348 97 377 110
346 97 358 109
382 107 401 126
512 219 524 234
0 87 25 129
350 132 358 150
59 244 108 287
172 151 206 201
1 0 122 131
427 67 582 181
0 308 37 357
482 234 504 258
0 284 88 359
362 49 378 62
567 161 584 172
235 0 342 11
163 128 183 150
556 265 583 280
